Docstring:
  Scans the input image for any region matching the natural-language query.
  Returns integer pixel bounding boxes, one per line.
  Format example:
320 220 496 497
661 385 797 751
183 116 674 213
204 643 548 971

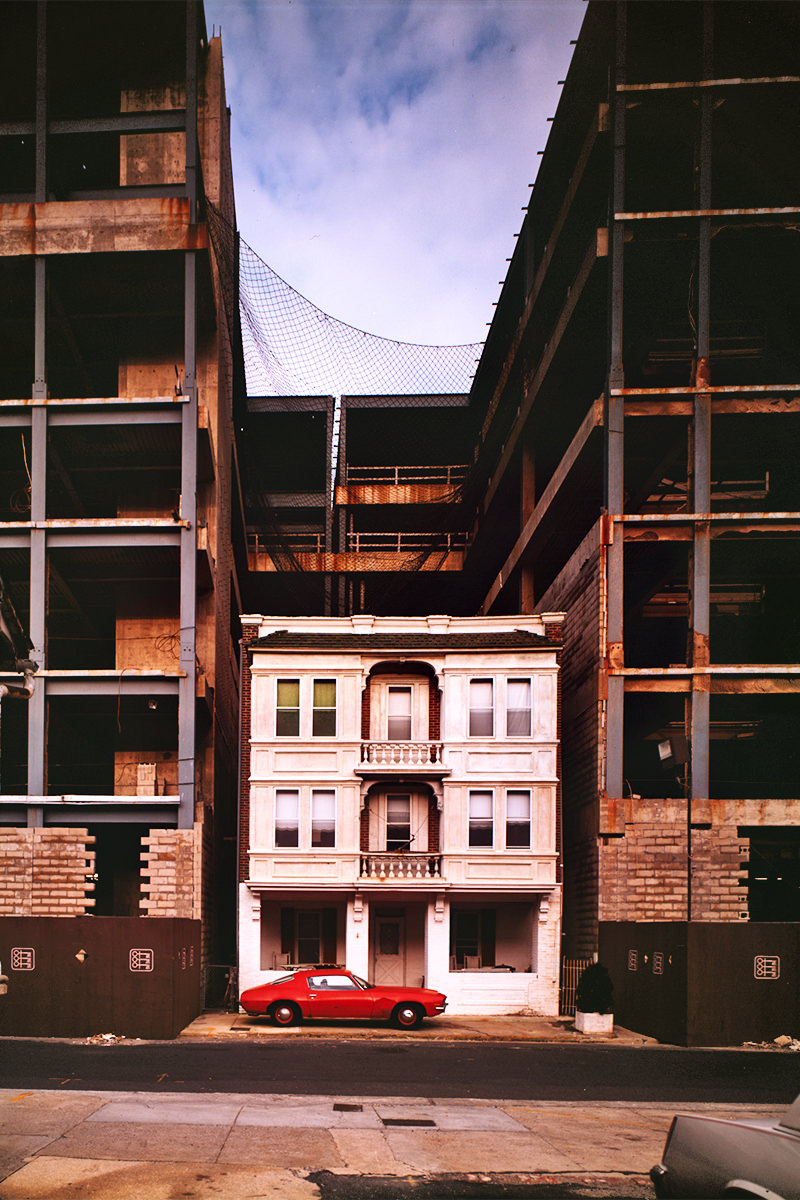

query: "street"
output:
1 1037 796 1102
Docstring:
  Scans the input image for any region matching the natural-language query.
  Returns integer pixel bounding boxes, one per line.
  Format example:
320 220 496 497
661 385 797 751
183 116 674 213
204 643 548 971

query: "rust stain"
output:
607 641 624 670
692 632 711 669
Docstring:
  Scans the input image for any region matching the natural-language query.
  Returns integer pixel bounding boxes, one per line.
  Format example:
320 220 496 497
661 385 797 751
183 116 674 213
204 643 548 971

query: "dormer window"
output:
387 686 412 739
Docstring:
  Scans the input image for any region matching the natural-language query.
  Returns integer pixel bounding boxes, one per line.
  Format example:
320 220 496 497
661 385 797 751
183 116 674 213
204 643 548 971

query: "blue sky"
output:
203 0 586 345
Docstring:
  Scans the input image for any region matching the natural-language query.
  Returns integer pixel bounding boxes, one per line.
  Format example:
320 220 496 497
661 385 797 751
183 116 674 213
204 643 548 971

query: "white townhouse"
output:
238 614 564 1015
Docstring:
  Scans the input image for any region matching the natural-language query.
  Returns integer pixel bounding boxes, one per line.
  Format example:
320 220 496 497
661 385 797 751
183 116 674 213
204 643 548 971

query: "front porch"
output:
238 886 561 1016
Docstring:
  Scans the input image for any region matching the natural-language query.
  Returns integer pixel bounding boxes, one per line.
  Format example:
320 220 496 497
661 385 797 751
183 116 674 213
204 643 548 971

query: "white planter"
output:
575 1010 614 1034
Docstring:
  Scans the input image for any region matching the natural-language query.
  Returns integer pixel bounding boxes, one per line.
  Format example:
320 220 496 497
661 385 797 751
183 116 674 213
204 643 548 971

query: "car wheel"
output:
391 1003 424 1029
269 1001 301 1026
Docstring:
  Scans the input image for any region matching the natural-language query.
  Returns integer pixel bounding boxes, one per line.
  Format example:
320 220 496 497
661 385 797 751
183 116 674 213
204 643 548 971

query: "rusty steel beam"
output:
618 75 800 91
625 396 800 416
248 551 464 574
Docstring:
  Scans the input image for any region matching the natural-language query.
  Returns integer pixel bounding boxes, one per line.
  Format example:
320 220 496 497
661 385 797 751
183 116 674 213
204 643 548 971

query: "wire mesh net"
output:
238 238 482 398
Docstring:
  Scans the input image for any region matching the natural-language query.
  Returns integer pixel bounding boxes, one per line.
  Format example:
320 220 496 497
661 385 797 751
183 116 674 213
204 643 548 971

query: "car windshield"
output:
351 974 374 990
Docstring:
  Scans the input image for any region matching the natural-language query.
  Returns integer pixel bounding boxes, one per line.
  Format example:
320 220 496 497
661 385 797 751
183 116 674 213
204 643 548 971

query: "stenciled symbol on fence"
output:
652 951 664 975
754 955 780 980
11 947 35 971
129 948 154 973
627 949 638 972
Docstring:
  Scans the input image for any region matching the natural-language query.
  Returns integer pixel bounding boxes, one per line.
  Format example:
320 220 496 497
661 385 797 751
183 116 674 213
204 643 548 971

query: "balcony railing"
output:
360 741 445 768
345 464 468 486
346 532 466 553
360 853 443 880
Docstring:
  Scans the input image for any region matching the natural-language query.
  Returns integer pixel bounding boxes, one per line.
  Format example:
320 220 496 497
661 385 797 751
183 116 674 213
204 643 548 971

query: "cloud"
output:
205 0 585 344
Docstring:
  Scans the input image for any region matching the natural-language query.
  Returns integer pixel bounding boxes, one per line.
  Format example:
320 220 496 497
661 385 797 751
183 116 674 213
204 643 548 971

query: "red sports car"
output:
239 968 447 1029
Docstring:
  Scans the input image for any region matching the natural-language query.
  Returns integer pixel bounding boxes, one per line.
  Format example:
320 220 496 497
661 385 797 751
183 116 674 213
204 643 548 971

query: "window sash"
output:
506 679 531 736
469 790 493 847
469 679 493 736
386 794 411 851
312 789 336 847
275 790 299 847
506 790 531 848
387 686 412 740
312 678 336 736
276 679 300 736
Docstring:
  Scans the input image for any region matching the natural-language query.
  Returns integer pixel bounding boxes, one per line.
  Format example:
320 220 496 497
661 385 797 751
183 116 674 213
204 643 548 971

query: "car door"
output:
305 972 374 1019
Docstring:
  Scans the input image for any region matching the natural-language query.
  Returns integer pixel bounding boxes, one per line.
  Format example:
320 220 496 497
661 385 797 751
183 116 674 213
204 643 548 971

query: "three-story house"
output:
238 614 563 1014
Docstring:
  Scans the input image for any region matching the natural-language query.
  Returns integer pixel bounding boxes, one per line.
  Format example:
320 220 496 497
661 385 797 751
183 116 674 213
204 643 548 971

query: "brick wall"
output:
599 802 689 922
428 679 441 740
238 625 258 883
140 827 200 918
538 525 603 956
691 824 746 920
361 676 371 739
0 828 96 915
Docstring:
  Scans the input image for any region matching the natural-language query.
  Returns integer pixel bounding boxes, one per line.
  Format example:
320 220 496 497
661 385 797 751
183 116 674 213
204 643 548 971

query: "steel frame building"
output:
0 0 242 1002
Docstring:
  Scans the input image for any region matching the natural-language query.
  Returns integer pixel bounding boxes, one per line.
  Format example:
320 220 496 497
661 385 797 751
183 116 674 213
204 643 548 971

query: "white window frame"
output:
505 789 532 849
468 789 494 848
311 789 336 848
274 789 300 848
506 678 532 737
468 678 494 738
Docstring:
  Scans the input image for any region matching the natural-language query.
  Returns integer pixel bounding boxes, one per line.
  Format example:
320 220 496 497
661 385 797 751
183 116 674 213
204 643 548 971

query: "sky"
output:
203 0 586 348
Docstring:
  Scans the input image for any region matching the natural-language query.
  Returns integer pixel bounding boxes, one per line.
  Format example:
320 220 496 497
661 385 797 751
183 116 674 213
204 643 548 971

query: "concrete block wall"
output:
690 823 746 921
538 526 603 956
0 828 95 916
599 802 689 922
140 827 201 919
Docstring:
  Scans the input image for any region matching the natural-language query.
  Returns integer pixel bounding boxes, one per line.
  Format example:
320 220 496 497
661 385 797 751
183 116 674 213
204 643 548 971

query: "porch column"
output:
346 894 370 978
237 884 262 995
424 894 450 995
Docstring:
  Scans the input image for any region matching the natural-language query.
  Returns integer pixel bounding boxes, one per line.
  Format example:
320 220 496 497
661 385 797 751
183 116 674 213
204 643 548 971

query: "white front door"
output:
373 916 405 985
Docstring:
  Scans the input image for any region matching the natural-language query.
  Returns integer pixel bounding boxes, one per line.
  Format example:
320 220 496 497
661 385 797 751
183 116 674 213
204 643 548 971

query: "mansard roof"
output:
251 630 552 653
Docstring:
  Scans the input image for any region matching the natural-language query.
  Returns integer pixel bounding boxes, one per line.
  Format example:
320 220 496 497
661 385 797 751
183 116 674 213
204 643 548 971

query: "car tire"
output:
391 1003 424 1029
269 1001 301 1026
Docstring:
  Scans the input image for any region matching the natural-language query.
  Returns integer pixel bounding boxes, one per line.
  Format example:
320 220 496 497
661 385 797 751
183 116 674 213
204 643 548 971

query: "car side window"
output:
307 973 358 990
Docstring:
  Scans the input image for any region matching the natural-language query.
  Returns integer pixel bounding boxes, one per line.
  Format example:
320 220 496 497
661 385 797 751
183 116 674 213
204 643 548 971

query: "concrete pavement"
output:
179 1009 657 1042
1 1086 787 1199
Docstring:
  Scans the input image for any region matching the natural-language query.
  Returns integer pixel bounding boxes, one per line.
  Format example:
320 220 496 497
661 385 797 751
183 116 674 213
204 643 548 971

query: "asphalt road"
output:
1 1038 797 1102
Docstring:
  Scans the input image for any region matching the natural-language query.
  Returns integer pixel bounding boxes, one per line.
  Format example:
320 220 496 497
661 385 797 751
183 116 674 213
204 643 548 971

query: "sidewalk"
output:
179 1009 657 1043
1 1086 785 1200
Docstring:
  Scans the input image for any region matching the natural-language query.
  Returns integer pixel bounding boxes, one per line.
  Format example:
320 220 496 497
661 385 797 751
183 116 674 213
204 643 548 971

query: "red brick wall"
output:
238 625 258 883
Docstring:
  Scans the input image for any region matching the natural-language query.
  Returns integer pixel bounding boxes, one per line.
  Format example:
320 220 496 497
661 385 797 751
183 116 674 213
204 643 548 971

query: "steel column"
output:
604 2 627 804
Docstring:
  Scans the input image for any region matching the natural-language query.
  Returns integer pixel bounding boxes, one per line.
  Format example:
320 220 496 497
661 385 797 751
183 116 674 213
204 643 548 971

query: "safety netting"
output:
238 238 482 398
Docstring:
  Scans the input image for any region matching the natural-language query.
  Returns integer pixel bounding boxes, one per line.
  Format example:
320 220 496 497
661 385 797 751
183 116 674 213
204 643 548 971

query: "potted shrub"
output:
574 962 614 1034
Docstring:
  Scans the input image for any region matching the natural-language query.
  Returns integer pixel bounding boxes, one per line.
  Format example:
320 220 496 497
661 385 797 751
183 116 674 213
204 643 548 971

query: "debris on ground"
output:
84 1032 125 1044
742 1034 800 1051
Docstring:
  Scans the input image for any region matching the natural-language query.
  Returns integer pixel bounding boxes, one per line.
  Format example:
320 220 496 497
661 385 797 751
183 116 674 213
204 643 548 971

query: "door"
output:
373 916 405 986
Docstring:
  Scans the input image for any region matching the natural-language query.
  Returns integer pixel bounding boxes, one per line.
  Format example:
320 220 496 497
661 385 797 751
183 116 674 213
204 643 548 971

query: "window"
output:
507 679 531 736
506 790 531 848
275 790 299 847
312 679 337 736
469 679 493 736
297 911 321 963
386 794 412 851
387 686 412 740
451 908 496 968
276 679 300 736
312 789 336 847
469 790 493 847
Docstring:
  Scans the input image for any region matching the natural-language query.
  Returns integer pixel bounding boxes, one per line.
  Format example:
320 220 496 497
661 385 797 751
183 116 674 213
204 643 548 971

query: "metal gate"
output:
559 957 592 1016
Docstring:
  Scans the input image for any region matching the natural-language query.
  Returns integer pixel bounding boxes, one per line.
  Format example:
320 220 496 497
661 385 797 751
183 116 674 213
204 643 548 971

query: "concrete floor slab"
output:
0 1156 319 1200
0 1090 106 1135
237 1102 381 1128
85 1099 242 1125
217 1125 344 1169
330 1128 412 1175
37 1121 229 1163
383 1129 582 1173
0 1134 54 1179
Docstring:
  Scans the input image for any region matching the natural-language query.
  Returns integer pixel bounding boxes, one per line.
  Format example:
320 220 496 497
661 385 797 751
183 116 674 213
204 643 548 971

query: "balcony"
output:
356 742 450 777
360 853 443 881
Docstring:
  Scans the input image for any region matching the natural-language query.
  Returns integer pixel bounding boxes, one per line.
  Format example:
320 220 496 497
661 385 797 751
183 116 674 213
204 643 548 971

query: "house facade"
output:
238 614 563 1015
